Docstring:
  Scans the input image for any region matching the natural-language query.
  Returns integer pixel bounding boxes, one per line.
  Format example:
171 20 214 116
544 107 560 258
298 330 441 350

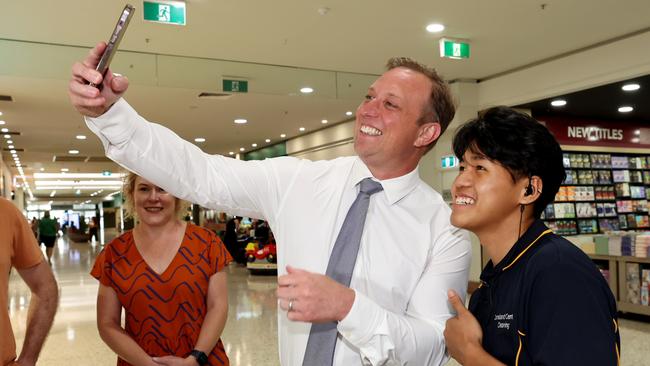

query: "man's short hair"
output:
386 57 456 137
452 107 566 218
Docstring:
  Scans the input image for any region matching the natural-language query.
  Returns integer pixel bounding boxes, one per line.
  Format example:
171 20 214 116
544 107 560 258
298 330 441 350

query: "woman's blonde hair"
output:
122 171 190 220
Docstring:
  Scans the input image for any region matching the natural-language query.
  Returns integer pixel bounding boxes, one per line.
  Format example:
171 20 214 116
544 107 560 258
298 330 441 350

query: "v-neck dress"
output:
91 223 232 366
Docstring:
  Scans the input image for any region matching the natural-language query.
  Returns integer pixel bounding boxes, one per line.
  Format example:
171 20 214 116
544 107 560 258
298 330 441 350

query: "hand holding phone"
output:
89 4 135 88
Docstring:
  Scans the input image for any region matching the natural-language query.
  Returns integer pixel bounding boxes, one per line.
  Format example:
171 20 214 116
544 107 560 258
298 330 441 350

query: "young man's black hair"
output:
452 106 566 217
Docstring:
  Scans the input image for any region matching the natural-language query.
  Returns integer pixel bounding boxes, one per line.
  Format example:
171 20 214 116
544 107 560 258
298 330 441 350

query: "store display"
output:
546 152 650 235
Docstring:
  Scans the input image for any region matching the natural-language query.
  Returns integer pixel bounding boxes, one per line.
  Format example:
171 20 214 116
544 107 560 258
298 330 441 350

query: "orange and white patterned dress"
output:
91 223 232 366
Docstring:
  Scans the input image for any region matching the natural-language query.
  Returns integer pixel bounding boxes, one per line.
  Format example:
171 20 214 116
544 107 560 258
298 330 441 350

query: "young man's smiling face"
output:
451 150 530 235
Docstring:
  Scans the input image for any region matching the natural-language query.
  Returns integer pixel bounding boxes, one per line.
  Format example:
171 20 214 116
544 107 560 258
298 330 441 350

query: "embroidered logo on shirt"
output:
494 313 514 330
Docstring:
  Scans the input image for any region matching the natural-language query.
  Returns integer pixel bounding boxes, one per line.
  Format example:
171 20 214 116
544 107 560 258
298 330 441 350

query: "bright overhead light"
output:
3 135 9 139
265 139 271 143
618 106 634 113
299 127 306 132
68 150 79 154
321 119 328 124
345 111 353 116
228 151 234 155
0 121 4 125
239 147 245 152
622 83 640 91
7 140 12 144
280 134 286 138
0 128 7 133
300 87 314 94
194 137 206 142
8 145 14 149
0 112 3 116
61 168 69 172
251 143 258 147
550 99 567 107
9 149 16 154
11 154 17 158
426 23 445 33
36 180 123 187
40 168 45 172
234 118 248 124
76 135 87 140
50 191 56 197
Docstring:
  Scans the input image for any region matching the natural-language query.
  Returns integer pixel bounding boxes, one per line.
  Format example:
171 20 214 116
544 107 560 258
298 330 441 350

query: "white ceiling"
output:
1 0 650 204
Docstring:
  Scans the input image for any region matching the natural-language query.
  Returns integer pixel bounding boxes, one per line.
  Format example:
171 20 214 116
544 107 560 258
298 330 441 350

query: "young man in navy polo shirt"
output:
444 107 620 365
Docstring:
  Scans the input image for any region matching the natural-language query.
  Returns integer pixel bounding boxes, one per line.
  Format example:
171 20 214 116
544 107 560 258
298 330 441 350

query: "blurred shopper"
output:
70 43 470 365
88 216 99 242
1 198 58 366
444 107 620 365
38 211 58 264
91 172 231 366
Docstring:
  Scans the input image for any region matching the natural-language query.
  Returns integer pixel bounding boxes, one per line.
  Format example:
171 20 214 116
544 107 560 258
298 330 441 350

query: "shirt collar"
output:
480 219 552 281
351 157 421 205
496 219 552 272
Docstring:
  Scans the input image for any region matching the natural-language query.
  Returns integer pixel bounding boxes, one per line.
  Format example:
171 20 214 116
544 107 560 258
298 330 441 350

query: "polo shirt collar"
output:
481 220 552 281
351 158 421 205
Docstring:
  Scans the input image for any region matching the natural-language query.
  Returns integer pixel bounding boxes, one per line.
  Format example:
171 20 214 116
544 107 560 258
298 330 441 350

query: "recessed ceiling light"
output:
40 168 45 172
68 150 79 154
229 151 234 155
194 137 206 142
551 99 567 107
280 134 286 138
622 83 640 91
251 143 258 147
0 112 3 116
8 145 14 149
345 111 353 116
300 87 314 94
299 127 306 132
426 23 445 33
239 147 245 152
7 140 12 144
11 153 17 157
0 121 4 125
321 119 328 124
61 168 69 172
618 106 634 113
76 135 87 140
1 128 7 133
234 118 248 124
3 135 9 139
632 137 641 143
265 139 271 143
9 149 16 154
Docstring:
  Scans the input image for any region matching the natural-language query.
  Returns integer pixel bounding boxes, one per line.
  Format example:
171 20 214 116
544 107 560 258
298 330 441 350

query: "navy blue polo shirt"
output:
469 220 620 365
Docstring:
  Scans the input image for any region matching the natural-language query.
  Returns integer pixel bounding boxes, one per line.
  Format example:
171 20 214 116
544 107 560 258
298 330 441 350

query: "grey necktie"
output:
302 177 384 366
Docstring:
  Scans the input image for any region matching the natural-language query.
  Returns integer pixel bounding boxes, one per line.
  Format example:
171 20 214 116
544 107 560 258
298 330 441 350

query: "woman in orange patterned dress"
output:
91 173 232 366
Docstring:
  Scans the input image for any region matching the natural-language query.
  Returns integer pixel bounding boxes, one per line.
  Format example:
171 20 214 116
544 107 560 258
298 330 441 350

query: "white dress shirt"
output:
86 98 472 366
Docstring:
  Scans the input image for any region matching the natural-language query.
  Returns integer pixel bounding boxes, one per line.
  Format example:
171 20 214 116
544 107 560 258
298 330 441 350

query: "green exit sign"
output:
143 1 186 25
441 155 459 169
439 38 470 59
223 79 248 93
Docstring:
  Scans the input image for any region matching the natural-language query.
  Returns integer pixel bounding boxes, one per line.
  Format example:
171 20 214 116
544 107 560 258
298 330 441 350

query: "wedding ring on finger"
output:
288 299 295 312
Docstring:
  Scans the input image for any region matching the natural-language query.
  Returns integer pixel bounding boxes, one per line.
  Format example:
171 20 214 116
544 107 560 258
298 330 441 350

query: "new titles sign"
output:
540 116 650 148
439 38 470 59
143 0 186 25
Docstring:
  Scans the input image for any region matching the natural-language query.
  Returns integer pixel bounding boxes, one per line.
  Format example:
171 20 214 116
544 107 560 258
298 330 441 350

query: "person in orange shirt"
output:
0 197 58 366
91 173 232 366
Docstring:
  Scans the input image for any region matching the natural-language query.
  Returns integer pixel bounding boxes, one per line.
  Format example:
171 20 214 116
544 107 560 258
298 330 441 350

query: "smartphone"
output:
89 4 135 88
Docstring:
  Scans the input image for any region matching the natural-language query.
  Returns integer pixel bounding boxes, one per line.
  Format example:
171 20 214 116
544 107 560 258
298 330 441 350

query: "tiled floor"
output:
8 233 650 365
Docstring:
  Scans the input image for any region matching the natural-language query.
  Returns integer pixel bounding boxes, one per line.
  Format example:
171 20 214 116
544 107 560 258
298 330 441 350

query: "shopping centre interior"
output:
3 1 650 365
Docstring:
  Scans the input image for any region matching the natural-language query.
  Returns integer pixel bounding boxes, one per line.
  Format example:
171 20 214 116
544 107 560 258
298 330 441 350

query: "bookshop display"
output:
543 152 650 235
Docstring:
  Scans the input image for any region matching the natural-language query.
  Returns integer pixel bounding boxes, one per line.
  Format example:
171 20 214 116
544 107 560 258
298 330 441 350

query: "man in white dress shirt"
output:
69 43 471 366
